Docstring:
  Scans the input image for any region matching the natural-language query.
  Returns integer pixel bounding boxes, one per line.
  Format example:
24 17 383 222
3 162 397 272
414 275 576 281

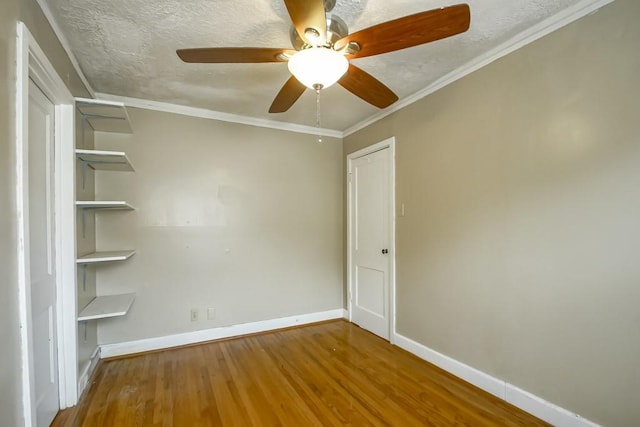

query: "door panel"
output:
355 266 385 316
350 147 391 340
29 79 59 426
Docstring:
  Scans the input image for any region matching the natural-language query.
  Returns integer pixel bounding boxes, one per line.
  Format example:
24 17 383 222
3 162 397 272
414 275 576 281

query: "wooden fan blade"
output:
338 64 398 109
284 0 327 45
177 47 294 63
269 76 307 113
335 4 470 59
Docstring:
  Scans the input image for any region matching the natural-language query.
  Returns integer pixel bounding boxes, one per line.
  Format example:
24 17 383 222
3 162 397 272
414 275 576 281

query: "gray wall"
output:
344 0 639 425
94 108 344 344
0 0 88 423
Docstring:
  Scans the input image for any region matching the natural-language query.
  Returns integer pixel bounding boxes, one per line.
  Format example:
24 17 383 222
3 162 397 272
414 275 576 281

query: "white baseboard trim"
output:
505 383 600 427
77 346 101 399
100 308 348 359
394 333 506 399
393 333 600 427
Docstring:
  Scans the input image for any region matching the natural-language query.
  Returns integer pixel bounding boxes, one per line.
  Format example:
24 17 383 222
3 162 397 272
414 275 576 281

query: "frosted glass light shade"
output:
288 48 349 89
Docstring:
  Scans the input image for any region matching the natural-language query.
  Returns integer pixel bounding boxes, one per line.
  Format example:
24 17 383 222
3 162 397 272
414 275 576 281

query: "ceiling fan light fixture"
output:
288 47 348 90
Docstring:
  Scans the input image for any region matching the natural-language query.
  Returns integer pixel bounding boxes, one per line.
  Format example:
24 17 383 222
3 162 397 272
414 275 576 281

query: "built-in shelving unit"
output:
76 200 135 210
76 97 133 134
76 250 136 265
76 149 134 172
74 98 137 398
78 293 136 321
75 199 134 238
75 99 137 312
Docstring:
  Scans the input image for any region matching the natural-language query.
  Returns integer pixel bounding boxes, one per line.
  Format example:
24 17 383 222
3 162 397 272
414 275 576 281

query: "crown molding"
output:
39 0 614 139
95 93 344 138
343 0 615 137
34 0 95 98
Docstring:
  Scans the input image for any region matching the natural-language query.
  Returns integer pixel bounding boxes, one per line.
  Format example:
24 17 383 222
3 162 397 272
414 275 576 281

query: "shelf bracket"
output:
82 264 87 292
81 160 88 190
80 114 86 148
81 208 87 239
79 116 89 189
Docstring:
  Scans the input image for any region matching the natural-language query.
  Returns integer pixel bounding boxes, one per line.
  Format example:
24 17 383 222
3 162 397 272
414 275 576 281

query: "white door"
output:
349 146 392 340
28 79 60 426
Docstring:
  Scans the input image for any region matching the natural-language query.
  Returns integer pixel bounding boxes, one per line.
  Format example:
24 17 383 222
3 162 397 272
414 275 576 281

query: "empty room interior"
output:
1 0 639 425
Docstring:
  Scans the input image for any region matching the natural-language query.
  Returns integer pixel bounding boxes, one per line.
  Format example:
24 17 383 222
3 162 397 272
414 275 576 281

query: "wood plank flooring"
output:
53 320 549 426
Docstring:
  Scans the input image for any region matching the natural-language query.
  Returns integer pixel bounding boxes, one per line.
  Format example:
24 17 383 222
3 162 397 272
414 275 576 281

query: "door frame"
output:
346 137 396 343
16 22 78 424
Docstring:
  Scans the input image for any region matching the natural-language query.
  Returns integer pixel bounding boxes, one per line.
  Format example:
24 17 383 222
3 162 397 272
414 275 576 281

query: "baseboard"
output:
77 346 100 398
100 308 348 358
393 333 600 427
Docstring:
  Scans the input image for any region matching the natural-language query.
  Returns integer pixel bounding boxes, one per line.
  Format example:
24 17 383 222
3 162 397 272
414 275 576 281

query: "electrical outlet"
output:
190 309 199 322
207 308 216 320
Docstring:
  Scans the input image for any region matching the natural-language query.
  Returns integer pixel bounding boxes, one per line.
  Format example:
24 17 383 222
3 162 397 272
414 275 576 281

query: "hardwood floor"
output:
53 320 549 426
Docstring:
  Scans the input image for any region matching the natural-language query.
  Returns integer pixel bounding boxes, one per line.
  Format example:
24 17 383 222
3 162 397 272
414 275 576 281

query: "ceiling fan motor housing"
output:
289 14 349 50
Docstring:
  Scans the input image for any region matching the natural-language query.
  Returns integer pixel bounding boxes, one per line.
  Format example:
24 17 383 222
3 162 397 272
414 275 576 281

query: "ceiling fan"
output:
177 0 470 114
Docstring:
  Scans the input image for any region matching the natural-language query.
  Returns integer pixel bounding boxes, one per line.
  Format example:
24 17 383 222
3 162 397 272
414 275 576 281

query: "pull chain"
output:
314 84 322 143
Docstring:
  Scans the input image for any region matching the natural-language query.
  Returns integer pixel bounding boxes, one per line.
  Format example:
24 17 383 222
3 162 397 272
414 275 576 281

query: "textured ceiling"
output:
43 0 594 131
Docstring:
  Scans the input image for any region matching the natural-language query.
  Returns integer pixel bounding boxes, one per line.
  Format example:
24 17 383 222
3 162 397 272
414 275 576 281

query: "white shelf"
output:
76 149 134 171
78 293 136 321
76 97 132 133
76 200 135 210
76 250 135 264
